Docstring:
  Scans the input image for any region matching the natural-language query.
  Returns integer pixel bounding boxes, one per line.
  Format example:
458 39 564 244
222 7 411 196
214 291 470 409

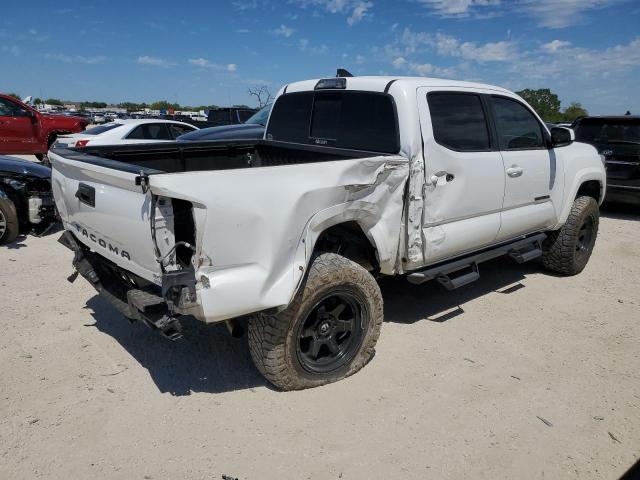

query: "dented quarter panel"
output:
148 156 409 322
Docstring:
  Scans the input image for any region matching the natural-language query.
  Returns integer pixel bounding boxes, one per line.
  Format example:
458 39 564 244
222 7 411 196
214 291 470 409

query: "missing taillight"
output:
172 198 196 267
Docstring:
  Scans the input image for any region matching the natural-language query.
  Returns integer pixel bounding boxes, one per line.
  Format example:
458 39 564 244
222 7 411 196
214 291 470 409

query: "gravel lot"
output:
1 186 638 479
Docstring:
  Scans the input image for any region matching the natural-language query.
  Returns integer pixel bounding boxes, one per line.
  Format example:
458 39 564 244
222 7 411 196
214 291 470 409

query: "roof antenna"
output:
336 68 353 78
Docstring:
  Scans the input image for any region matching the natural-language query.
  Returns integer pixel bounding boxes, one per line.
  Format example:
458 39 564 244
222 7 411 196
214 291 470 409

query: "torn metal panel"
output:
148 155 409 322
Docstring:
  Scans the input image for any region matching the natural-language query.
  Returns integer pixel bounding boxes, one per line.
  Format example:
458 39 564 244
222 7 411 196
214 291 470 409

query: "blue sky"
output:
1 0 639 113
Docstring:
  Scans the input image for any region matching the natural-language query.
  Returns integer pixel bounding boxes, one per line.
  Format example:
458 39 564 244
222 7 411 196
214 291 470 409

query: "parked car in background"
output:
573 116 640 204
0 155 56 244
207 106 258 126
177 104 270 142
92 114 106 124
54 119 198 149
0 93 89 162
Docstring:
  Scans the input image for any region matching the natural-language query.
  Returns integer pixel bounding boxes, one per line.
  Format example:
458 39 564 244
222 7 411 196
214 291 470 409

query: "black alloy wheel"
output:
296 290 366 374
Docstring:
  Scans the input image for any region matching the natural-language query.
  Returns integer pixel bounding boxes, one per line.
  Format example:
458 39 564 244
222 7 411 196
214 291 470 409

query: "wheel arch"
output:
290 201 403 303
555 169 605 227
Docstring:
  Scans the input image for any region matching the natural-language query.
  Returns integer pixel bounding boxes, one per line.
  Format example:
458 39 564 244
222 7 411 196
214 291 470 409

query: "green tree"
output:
149 100 180 111
45 98 64 106
33 97 43 105
118 101 145 111
7 92 21 100
516 88 562 122
561 102 588 122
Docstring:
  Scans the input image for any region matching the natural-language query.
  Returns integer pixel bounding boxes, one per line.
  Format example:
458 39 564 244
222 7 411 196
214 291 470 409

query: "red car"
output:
0 94 89 161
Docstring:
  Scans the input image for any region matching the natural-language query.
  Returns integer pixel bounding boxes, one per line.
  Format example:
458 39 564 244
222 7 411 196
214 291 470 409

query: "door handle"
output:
429 171 455 186
506 165 524 178
75 183 95 207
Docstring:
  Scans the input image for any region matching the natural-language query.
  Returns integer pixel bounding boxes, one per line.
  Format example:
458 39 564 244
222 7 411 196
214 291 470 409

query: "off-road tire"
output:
248 253 383 391
0 200 19 245
542 195 599 275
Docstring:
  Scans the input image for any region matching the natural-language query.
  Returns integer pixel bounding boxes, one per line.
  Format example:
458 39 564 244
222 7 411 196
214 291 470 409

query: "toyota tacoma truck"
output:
0 93 89 162
49 75 606 390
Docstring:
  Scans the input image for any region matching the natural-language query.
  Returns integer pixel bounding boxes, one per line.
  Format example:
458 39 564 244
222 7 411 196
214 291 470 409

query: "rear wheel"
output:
248 253 383 390
0 200 19 245
542 196 599 275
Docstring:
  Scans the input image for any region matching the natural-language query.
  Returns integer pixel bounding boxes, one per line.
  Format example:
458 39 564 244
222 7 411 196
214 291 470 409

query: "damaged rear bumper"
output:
59 230 192 340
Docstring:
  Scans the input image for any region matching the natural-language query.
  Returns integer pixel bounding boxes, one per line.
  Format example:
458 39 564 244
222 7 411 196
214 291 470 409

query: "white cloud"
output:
391 55 455 77
419 0 623 27
271 24 295 37
290 0 374 25
458 40 516 61
45 53 106 64
299 38 329 55
236 28 251 33
1 45 21 56
388 28 517 63
392 56 407 68
519 0 622 29
188 58 239 72
418 0 501 17
513 37 640 80
137 55 172 67
542 40 572 53
188 57 210 67
347 1 373 25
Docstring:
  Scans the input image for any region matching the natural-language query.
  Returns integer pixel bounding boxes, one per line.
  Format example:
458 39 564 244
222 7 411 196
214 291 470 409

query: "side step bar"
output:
407 233 546 288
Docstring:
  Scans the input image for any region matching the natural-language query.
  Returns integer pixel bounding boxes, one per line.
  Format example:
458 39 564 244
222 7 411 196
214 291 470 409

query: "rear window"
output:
208 110 231 125
237 109 255 123
127 123 173 140
83 123 122 135
575 118 640 144
266 91 399 154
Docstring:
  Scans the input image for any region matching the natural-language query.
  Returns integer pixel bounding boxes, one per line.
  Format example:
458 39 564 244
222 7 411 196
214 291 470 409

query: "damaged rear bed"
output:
49 140 409 335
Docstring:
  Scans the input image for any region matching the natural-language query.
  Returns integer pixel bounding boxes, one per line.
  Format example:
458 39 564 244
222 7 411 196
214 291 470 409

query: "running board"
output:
407 233 547 287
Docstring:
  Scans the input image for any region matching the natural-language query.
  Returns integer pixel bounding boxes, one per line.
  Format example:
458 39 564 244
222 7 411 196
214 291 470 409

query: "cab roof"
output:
282 76 514 96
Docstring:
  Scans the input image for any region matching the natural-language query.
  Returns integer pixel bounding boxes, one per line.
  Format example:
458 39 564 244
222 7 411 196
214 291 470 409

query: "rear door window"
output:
427 92 490 152
266 91 399 153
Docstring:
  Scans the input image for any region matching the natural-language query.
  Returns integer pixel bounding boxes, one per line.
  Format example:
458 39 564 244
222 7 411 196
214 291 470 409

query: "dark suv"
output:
573 116 640 204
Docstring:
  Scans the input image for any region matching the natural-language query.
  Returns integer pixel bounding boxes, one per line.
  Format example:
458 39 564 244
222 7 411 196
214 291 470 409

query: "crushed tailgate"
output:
49 149 163 284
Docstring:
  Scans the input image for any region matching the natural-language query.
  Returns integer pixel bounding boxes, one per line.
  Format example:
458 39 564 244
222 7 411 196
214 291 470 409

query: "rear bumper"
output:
59 230 188 339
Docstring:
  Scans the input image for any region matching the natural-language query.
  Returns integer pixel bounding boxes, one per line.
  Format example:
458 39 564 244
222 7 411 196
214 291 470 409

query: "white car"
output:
55 119 198 149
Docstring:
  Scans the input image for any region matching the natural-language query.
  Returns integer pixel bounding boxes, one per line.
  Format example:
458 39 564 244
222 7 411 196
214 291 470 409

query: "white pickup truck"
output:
50 75 606 390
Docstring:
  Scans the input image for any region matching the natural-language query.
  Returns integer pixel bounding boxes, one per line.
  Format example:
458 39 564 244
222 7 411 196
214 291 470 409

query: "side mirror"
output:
550 126 574 147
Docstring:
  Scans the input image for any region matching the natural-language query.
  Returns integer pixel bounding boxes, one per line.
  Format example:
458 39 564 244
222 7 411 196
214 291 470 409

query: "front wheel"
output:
542 196 599 275
248 253 383 391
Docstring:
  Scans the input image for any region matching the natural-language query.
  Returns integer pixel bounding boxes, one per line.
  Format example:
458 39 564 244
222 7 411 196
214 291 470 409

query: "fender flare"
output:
555 167 605 227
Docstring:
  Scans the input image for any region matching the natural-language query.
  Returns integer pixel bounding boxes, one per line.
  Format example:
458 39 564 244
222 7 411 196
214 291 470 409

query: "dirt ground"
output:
1 192 639 479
